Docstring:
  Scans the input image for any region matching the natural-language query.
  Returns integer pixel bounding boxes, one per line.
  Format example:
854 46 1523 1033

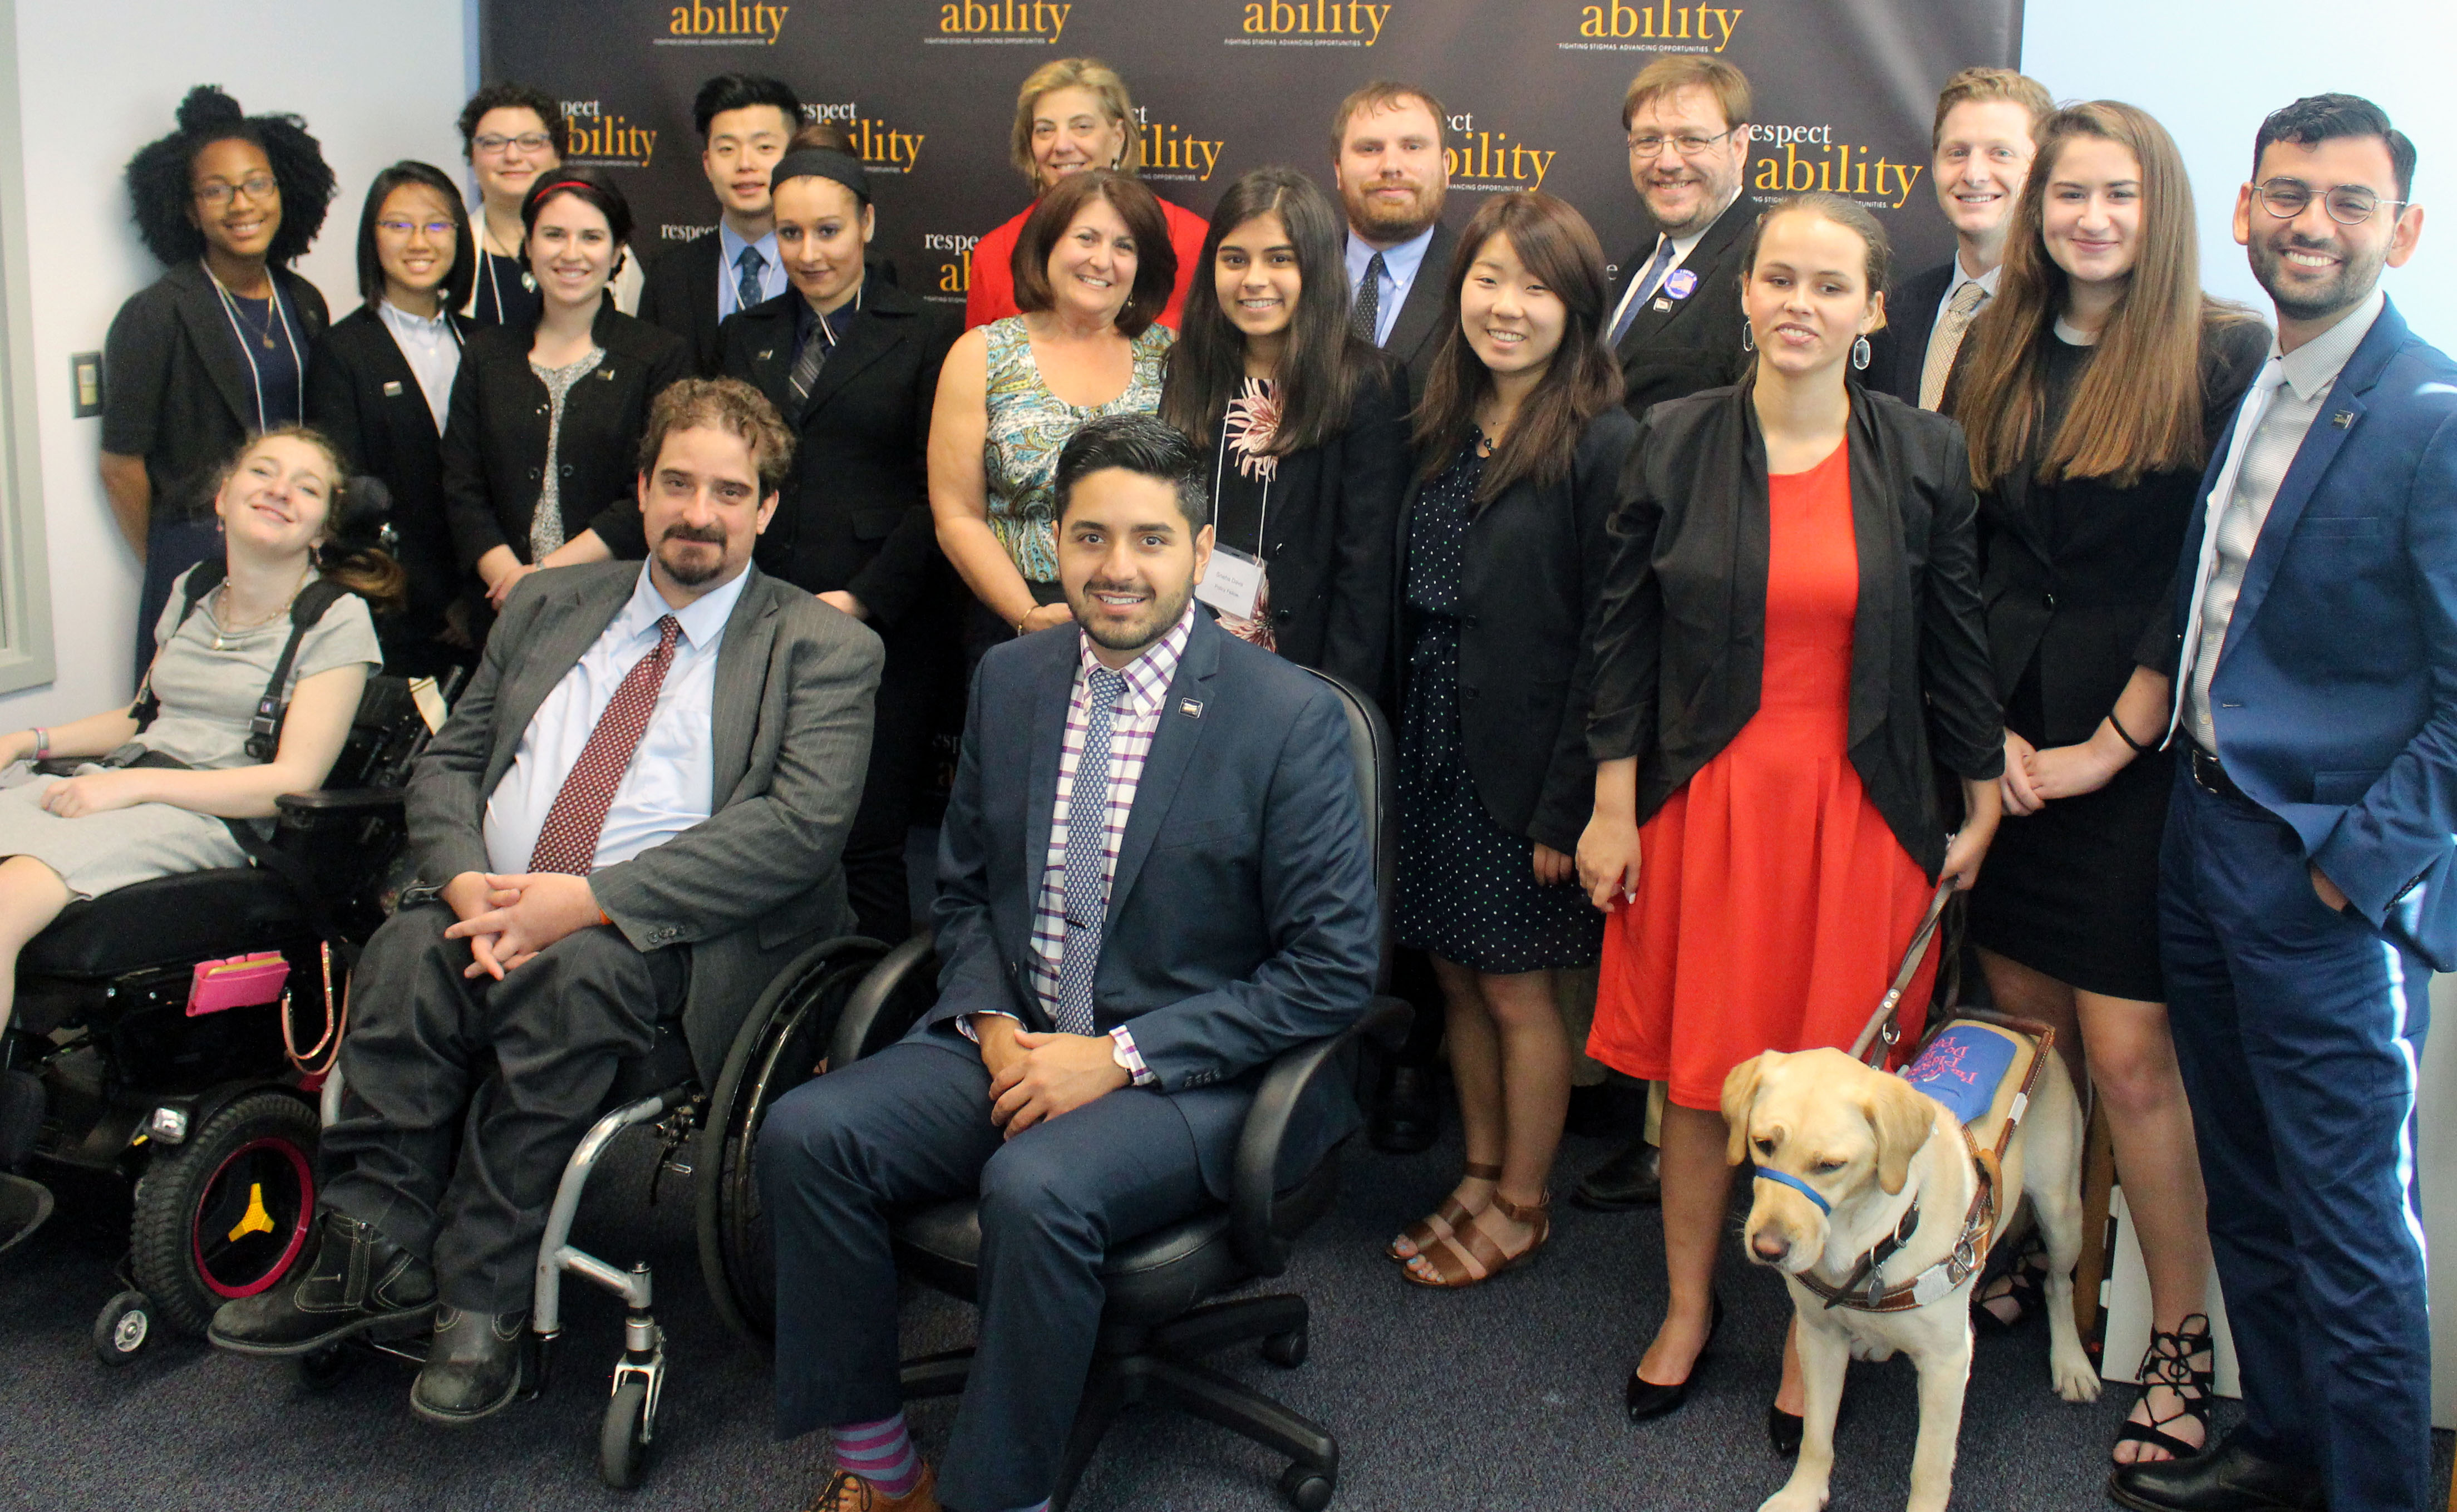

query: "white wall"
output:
2022 0 2455 343
0 0 467 726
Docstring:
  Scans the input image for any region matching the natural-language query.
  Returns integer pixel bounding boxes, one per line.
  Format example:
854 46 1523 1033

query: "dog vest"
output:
1791 1012 2055 1314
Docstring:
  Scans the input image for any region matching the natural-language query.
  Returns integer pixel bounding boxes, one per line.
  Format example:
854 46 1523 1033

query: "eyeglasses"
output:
376 219 458 239
473 131 555 157
1627 127 1737 160
194 174 277 206
2252 177 2406 227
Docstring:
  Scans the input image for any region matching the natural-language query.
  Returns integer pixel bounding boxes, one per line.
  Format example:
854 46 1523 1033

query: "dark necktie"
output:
734 244 766 317
527 615 682 875
787 308 839 414
1607 238 1678 349
1350 251 1386 343
1054 667 1125 1036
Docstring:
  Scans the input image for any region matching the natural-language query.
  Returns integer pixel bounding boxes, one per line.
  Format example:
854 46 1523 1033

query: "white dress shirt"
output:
377 299 461 434
717 221 787 321
1343 223 1439 348
483 564 750 875
2176 288 2384 747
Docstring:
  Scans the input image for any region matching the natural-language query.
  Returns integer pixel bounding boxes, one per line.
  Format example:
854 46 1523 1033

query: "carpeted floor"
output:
8 1110 2449 1512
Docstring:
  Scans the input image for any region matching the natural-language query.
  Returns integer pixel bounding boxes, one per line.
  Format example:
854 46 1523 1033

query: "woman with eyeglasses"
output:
307 161 479 675
452 83 641 329
1946 100 2267 1468
102 86 338 689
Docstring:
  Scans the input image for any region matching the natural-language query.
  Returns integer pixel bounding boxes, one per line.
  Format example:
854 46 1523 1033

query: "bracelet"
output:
1015 614 1031 636
2106 713 2155 756
30 727 47 761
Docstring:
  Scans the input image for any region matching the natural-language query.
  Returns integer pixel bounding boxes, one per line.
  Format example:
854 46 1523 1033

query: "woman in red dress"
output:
964 58 1209 333
1576 193 2005 1437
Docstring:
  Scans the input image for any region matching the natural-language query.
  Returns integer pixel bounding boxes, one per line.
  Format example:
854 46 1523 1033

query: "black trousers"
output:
841 632 933 942
321 904 688 1312
761 1037 1207 1512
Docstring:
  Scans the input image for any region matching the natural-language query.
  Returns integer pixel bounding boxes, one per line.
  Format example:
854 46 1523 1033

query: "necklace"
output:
211 570 309 652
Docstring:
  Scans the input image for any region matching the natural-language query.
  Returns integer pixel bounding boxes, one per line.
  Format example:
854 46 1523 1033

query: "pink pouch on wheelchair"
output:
187 952 290 1017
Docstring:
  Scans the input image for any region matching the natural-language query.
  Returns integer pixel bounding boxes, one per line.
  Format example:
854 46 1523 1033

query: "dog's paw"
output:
2050 1347 2102 1403
1756 1485 1829 1512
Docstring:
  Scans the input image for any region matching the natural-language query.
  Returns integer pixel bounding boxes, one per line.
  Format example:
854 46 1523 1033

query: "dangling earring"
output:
1740 318 1755 353
1852 335 1872 371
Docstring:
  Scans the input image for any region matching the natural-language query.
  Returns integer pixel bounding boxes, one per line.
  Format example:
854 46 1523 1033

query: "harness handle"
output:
1847 879 1957 1067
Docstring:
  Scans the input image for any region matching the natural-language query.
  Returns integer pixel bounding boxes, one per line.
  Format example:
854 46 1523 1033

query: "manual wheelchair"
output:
0 671 454 1363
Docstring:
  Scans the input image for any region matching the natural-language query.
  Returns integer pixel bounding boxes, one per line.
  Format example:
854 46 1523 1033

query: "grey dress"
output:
0 565 381 899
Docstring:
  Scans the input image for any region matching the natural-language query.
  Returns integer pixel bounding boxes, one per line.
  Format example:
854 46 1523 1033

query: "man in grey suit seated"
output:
209 377 882 1424
759 413 1382 1512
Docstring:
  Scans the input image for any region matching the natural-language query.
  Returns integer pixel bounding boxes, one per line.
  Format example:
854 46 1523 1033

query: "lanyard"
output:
203 260 306 432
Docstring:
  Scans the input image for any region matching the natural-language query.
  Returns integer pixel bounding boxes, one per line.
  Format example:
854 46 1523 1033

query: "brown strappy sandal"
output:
1387 1160 1500 1264
1401 1189 1550 1289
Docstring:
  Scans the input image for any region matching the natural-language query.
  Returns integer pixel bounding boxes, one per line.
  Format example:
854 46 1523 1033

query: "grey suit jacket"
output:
406 559 883 1082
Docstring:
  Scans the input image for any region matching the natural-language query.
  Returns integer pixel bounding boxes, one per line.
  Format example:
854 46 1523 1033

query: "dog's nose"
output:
1751 1232 1791 1263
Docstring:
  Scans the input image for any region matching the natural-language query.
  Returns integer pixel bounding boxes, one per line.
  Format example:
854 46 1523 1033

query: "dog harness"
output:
1788 1014 2056 1314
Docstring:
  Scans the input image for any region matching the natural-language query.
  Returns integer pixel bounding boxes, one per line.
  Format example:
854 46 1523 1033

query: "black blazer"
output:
716 282 959 629
439 300 691 571
1976 318 2269 745
1588 381 2002 877
306 305 473 652
921 610 1382 1197
1376 220 1460 408
1398 407 1638 855
101 260 332 516
1866 258 1958 406
1181 352 1410 708
636 230 727 376
1608 196 1751 422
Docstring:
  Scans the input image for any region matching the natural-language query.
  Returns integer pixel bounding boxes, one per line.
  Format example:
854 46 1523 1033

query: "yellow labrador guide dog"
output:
1727 888 2097 1512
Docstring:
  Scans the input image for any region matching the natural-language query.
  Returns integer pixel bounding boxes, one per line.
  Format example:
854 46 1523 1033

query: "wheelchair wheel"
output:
599 1377 651 1489
129 1090 319 1338
696 937 887 1344
92 1289 154 1366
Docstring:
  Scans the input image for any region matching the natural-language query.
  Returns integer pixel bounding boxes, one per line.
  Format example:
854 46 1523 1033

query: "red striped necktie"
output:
526 614 682 875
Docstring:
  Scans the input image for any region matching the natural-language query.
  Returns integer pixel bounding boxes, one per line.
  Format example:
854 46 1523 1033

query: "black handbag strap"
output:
129 562 348 764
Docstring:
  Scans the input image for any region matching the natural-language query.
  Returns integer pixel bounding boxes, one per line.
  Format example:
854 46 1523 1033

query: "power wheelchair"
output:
0 669 455 1363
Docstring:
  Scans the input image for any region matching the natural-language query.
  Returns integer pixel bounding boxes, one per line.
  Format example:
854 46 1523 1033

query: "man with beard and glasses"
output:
1574 55 1763 1214
210 378 882 1427
2110 93 2448 1512
755 412 1378 1512
1331 80 1458 405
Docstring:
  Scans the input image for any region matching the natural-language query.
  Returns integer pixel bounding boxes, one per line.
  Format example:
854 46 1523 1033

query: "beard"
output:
1344 177 1442 243
2249 227 2387 325
1071 575 1192 655
655 523 730 587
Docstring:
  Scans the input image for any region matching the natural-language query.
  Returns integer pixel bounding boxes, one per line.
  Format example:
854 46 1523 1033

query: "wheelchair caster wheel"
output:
1262 1326 1309 1368
298 1343 355 1390
93 1289 153 1365
599 1377 652 1489
1278 1462 1335 1510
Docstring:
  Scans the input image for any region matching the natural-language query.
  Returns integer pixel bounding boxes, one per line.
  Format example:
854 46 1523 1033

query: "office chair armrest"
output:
274 787 407 821
830 930 940 1069
1229 994 1413 1277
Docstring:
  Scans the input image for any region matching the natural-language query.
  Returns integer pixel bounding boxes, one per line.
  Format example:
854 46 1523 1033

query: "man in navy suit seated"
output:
757 412 1382 1512
2108 95 2452 1512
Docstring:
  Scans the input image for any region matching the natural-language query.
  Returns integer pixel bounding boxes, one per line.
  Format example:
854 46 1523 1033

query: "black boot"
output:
209 1209 435 1356
411 1306 528 1425
1368 1064 1440 1154
1566 1080 1646 1139
1572 1135 1662 1211
2106 1429 2325 1512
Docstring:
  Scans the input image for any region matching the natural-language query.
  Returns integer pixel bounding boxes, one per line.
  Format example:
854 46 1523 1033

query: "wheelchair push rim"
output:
188 1133 315 1299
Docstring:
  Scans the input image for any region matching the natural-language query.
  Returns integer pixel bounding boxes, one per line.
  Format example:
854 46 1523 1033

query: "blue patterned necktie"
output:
1350 250 1386 343
1055 667 1126 1036
734 244 766 317
1607 237 1677 349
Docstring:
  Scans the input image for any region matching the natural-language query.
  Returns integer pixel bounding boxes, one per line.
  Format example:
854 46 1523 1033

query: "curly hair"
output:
123 86 335 269
456 81 571 161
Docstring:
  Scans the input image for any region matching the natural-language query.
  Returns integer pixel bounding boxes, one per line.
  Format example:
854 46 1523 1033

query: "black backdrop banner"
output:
481 0 2022 310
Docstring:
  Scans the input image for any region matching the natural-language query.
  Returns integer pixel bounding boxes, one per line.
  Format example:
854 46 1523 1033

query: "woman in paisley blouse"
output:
1156 166 1409 707
928 169 1178 661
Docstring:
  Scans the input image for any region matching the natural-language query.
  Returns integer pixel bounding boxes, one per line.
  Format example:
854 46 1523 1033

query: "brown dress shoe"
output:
801 1464 940 1512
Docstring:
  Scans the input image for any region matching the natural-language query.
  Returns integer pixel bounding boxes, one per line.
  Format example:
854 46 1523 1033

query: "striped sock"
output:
831 1412 923 1498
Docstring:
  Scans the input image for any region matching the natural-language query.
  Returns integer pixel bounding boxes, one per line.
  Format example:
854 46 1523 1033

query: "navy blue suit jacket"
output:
2152 298 2457 967
918 609 1382 1195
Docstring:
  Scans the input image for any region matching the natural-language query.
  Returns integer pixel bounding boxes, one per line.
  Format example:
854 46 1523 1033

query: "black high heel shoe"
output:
1624 1294 1724 1423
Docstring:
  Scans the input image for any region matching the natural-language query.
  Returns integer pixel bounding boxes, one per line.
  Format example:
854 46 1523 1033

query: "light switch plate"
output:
70 352 101 417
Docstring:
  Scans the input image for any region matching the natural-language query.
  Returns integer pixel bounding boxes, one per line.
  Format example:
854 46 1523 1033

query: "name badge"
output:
381 380 404 397
1664 268 1699 300
1195 547 1266 622
1652 299 1673 313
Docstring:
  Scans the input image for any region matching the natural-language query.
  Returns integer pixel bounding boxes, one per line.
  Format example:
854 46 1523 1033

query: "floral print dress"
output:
980 316 1174 583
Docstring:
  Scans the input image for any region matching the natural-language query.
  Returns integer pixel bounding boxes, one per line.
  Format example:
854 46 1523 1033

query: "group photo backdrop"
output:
482 0 2022 303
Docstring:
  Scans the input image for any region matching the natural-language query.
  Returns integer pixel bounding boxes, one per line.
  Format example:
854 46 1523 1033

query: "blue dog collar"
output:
1754 1165 1831 1214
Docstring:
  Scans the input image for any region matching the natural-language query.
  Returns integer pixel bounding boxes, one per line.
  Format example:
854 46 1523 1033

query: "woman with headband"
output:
103 85 337 686
438 167 690 615
715 147 961 942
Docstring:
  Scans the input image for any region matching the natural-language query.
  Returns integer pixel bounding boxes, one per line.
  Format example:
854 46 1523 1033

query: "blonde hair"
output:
1010 57 1141 186
1931 67 2054 147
